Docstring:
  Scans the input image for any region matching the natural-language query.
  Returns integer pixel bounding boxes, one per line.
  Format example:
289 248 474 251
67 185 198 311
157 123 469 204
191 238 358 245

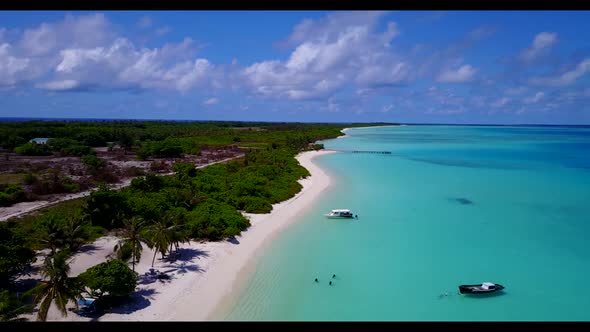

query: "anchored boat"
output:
458 282 505 294
325 209 355 219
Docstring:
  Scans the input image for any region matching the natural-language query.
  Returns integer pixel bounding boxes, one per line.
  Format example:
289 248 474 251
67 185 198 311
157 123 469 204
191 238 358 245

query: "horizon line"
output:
0 117 589 127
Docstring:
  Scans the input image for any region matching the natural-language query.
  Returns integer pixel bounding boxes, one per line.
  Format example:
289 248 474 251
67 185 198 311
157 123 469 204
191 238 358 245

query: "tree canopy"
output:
77 259 137 298
0 222 36 286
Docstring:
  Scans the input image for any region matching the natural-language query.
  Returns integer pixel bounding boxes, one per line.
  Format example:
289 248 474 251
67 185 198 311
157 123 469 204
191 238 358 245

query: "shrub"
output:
0 184 26 207
78 259 137 298
81 155 106 171
14 143 51 156
238 196 272 213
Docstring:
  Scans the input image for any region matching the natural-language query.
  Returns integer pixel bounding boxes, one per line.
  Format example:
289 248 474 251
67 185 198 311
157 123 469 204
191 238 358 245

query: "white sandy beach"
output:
22 150 336 321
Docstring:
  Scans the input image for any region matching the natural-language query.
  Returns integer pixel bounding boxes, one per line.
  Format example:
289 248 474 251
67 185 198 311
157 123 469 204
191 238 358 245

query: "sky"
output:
0 10 589 124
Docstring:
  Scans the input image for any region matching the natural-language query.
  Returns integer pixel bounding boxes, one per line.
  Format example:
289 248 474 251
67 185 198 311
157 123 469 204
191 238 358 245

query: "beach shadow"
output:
176 248 209 262
165 248 210 263
17 264 41 279
137 274 157 285
11 278 42 294
175 262 205 275
108 294 152 315
227 236 240 245
78 244 99 254
85 289 157 320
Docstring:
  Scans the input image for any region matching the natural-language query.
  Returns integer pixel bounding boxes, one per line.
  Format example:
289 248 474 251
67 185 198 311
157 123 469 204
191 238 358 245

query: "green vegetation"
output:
14 142 52 156
26 250 81 321
0 184 27 207
77 259 137 298
113 216 148 272
0 289 32 321
47 138 95 157
0 222 36 286
0 119 395 320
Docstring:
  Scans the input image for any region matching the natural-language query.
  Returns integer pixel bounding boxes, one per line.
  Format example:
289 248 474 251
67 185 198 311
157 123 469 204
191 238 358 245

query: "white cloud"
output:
505 86 527 95
241 12 408 100
0 43 32 86
529 58 590 86
137 16 153 29
491 97 510 108
203 97 218 105
19 13 115 56
35 79 80 91
557 88 590 103
437 64 477 83
520 32 558 62
524 91 544 104
381 104 394 113
320 98 340 112
424 108 465 115
156 27 171 36
415 27 493 81
0 14 216 93
284 11 388 46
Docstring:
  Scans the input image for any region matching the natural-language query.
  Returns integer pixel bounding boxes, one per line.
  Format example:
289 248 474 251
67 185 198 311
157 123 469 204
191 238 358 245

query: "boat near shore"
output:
325 209 355 219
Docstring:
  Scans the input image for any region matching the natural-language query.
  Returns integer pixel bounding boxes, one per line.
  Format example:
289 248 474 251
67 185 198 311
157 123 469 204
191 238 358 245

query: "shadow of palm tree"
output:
11 277 42 294
227 236 240 245
164 247 210 263
78 244 99 254
175 262 205 275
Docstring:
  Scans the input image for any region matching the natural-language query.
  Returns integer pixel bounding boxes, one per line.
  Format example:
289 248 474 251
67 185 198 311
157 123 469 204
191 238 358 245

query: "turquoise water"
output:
224 125 590 321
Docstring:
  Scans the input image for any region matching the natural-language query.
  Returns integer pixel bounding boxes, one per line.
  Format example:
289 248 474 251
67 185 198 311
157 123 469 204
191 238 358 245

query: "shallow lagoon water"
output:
224 125 590 321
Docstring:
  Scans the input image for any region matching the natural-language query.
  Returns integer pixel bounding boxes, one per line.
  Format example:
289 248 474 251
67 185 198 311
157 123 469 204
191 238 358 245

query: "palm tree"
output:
62 216 87 253
167 214 190 256
144 220 173 267
26 250 81 321
38 215 66 256
113 216 147 272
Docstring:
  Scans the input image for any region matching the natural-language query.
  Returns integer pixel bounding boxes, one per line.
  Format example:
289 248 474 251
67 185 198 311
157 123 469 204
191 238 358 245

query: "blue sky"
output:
1 10 589 124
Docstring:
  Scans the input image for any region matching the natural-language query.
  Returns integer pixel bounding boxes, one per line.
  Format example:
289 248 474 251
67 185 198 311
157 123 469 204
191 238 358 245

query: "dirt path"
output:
0 154 244 222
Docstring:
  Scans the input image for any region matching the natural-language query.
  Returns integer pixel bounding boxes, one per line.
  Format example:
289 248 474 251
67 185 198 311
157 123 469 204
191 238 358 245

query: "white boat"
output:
325 209 355 219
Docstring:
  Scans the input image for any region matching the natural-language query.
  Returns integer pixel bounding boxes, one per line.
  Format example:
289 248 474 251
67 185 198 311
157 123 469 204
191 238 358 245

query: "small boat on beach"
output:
458 282 505 294
325 209 355 219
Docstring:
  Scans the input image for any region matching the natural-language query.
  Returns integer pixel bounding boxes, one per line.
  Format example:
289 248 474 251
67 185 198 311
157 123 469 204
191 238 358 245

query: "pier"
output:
328 149 392 155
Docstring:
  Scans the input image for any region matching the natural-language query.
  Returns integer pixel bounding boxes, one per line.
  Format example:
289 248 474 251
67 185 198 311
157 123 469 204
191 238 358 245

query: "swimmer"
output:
314 278 318 283
329 281 332 285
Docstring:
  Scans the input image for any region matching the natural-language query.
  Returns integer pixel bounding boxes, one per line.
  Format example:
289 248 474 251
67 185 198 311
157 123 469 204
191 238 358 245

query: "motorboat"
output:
458 282 505 294
325 209 355 219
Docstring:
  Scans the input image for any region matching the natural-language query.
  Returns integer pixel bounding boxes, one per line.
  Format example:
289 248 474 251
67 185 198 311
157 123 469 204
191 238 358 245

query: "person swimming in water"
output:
314 278 318 283
329 281 332 285
332 274 336 278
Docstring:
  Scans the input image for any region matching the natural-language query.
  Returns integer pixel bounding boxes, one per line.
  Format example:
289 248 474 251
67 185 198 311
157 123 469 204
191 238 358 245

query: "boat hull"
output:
324 214 354 219
458 284 505 294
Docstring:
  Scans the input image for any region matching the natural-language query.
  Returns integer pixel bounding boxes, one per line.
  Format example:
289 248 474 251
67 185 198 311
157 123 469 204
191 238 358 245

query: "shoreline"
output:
29 149 337 321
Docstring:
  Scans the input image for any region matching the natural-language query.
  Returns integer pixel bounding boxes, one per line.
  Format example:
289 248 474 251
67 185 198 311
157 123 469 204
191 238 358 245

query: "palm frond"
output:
36 294 53 321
